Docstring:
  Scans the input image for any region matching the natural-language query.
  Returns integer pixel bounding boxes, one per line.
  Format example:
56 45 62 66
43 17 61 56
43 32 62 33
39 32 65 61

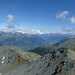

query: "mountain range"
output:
0 28 49 50
0 27 74 50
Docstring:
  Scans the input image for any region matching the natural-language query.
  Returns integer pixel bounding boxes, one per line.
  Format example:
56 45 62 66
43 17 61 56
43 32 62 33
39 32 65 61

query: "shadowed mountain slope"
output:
30 38 75 56
0 32 49 50
58 38 75 50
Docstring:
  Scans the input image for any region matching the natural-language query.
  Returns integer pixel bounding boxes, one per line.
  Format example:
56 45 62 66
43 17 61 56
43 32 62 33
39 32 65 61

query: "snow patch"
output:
2 61 4 64
0 73 2 75
2 56 5 60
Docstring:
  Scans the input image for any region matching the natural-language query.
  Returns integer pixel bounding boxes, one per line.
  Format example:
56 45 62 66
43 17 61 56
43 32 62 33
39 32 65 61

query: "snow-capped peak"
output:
0 27 75 35
0 27 44 34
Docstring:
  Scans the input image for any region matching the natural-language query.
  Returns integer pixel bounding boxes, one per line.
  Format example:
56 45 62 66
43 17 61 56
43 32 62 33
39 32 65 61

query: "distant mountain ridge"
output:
0 31 49 50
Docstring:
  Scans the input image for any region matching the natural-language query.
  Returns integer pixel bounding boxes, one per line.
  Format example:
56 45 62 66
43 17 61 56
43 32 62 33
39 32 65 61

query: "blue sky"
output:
0 0 75 33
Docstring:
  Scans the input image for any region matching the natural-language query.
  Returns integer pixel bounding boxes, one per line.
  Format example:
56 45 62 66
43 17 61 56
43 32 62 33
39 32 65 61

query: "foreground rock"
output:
2 47 75 75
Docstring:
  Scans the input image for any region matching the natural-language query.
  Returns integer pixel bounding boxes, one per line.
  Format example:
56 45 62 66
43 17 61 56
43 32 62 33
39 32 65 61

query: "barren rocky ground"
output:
0 46 75 75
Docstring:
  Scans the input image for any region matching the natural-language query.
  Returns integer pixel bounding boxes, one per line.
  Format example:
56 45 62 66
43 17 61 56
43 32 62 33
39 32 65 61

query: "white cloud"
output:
56 11 69 19
69 17 75 24
56 11 75 24
6 14 15 28
7 14 14 23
